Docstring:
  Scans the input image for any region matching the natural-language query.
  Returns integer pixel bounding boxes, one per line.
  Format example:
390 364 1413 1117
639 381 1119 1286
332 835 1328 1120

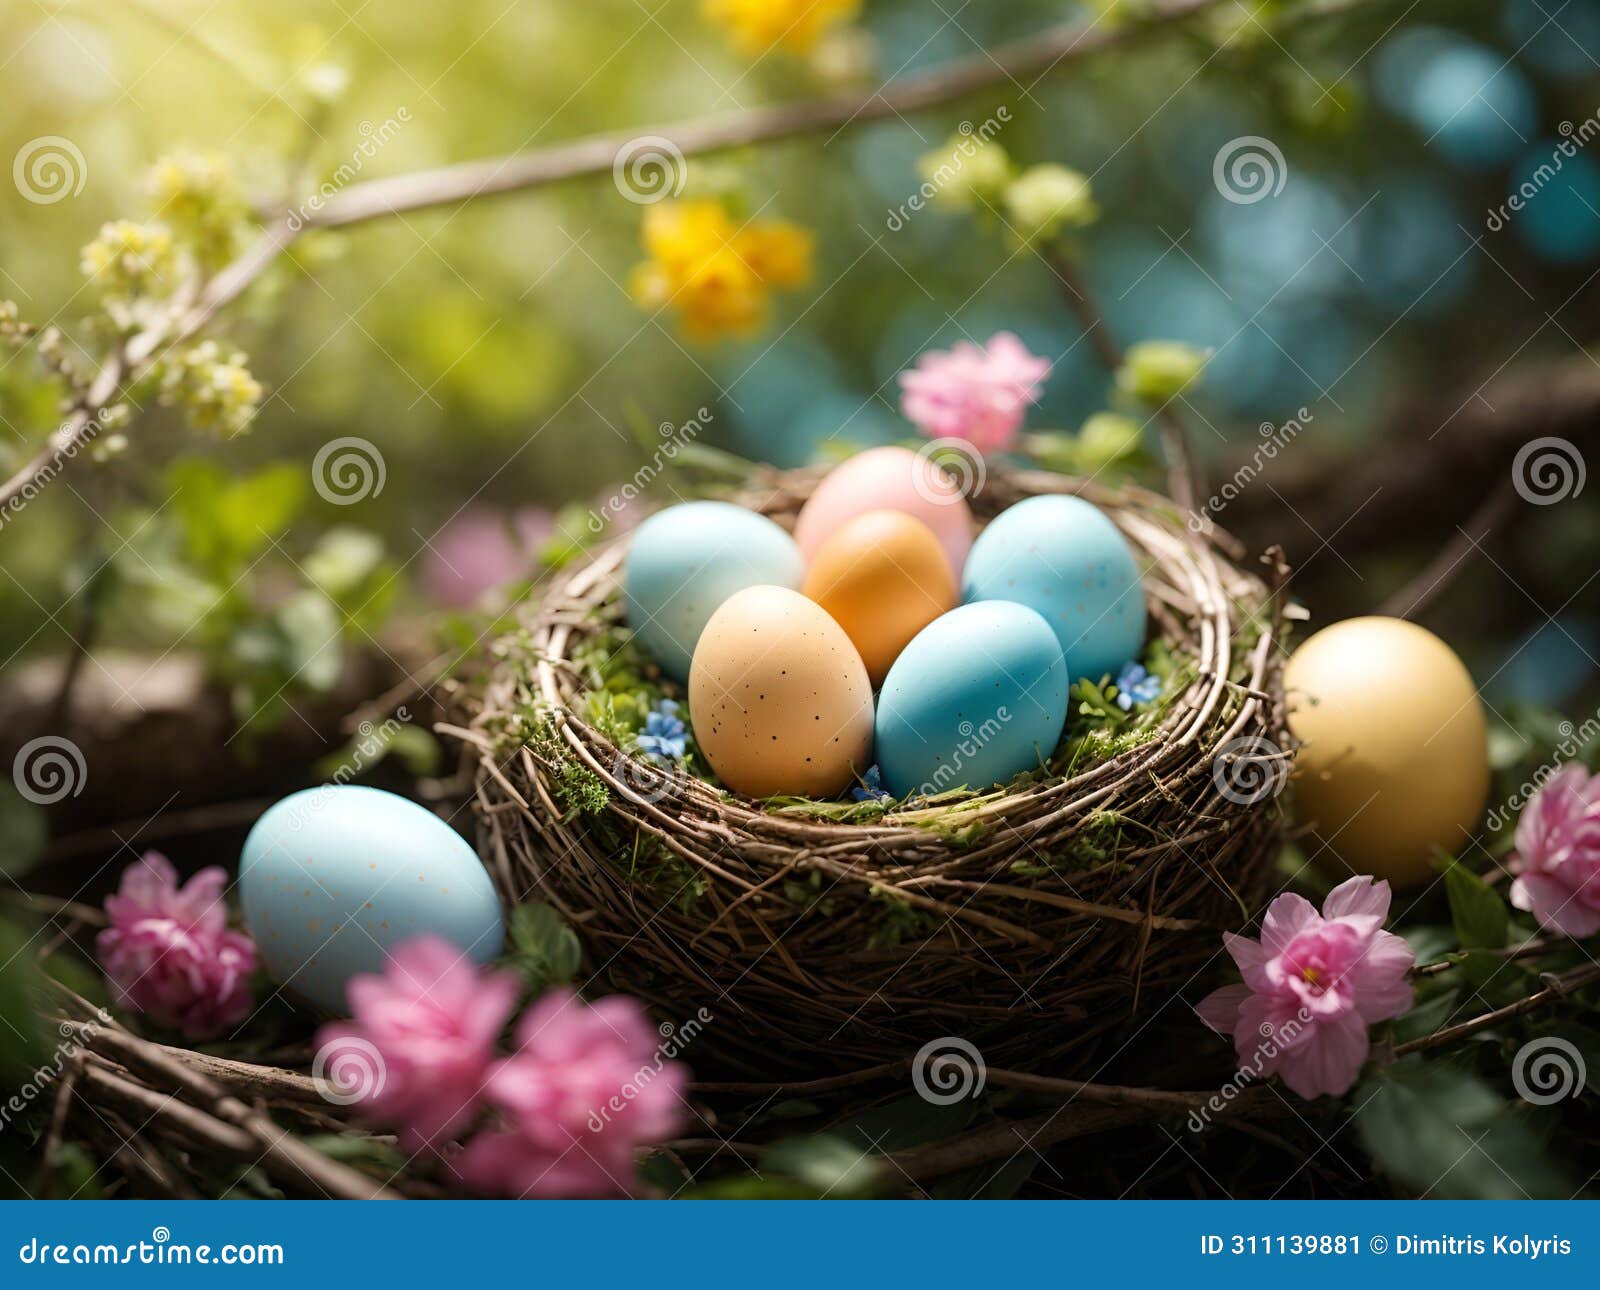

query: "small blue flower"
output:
636 698 688 762
1114 662 1161 711
852 764 893 803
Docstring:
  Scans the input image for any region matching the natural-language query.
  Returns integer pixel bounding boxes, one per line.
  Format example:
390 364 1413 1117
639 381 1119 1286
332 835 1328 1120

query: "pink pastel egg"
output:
793 446 974 580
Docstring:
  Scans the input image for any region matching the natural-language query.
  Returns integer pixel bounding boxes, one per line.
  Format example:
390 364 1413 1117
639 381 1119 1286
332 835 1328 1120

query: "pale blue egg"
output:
961 495 1145 683
240 786 504 1015
624 501 804 682
875 602 1069 799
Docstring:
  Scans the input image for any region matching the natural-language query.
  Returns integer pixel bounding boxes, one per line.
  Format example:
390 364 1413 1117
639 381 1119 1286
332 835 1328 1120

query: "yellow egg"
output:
1285 615 1489 888
689 585 874 798
802 510 957 686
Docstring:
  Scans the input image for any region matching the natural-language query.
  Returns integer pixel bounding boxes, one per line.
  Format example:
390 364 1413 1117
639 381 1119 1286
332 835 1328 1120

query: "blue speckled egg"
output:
624 501 804 683
875 602 1069 799
961 495 1145 683
240 786 504 1015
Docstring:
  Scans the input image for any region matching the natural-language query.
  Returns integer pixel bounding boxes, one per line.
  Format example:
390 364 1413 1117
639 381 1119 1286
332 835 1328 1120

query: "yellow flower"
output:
630 199 813 341
702 0 860 56
147 149 248 268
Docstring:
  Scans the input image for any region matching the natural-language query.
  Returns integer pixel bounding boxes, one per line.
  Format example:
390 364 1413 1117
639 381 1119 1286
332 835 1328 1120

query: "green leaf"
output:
1355 1062 1571 1199
1389 988 1460 1044
1442 859 1509 950
762 1135 881 1198
505 903 581 992
0 785 47 879
274 589 343 692
304 526 385 597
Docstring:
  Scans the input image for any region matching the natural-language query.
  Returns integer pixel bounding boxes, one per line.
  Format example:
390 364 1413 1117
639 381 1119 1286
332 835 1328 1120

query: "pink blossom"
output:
315 935 520 1153
424 506 553 608
897 331 1050 454
457 989 688 1198
96 851 257 1040
1195 876 1414 1099
1509 762 1600 937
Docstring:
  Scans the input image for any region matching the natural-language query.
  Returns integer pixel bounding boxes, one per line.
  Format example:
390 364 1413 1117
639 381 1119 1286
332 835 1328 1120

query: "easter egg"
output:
961 494 1145 683
801 510 958 686
1285 616 1490 888
793 446 974 580
689 585 874 798
875 602 1069 799
624 501 804 683
239 786 504 1014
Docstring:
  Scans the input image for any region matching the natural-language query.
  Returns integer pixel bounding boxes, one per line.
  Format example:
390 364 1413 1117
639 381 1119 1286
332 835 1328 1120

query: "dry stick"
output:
1045 248 1202 515
1391 960 1600 1059
0 0 1410 514
1378 476 1520 619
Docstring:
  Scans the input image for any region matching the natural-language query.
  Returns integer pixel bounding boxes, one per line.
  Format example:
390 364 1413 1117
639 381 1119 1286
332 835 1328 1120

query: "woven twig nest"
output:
470 463 1292 1076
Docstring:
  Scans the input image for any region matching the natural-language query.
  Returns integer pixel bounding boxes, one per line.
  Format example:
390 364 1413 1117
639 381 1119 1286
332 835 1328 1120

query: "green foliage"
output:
504 902 582 995
1440 858 1510 951
0 787 48 880
1355 1061 1572 1199
867 886 939 949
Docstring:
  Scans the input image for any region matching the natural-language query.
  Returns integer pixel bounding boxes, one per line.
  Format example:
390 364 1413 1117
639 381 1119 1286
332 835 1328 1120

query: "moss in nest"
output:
867 886 939 949
629 838 710 913
782 870 837 917
553 761 609 816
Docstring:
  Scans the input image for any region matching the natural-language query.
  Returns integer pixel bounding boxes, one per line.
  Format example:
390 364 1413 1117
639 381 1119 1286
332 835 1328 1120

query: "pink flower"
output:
315 935 520 1153
457 989 688 1198
1509 762 1600 937
897 331 1050 454
96 852 257 1039
1195 876 1414 1099
424 506 553 608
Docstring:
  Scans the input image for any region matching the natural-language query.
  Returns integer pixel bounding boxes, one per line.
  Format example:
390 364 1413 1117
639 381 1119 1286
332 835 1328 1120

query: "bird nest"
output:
467 463 1293 1077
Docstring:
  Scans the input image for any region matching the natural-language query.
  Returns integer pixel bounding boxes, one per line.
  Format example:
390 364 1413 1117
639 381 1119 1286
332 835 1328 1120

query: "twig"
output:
1379 476 1521 619
1391 960 1600 1058
1045 248 1202 513
0 0 1404 516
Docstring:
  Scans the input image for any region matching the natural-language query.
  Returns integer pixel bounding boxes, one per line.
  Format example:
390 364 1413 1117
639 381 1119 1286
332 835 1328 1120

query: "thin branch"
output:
1045 248 1203 513
1378 476 1521 619
1391 960 1600 1059
4 0 1375 516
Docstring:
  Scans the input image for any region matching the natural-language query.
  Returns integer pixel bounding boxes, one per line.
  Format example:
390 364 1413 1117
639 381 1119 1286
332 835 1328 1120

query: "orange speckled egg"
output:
688 585 874 799
802 510 957 686
793 446 974 580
